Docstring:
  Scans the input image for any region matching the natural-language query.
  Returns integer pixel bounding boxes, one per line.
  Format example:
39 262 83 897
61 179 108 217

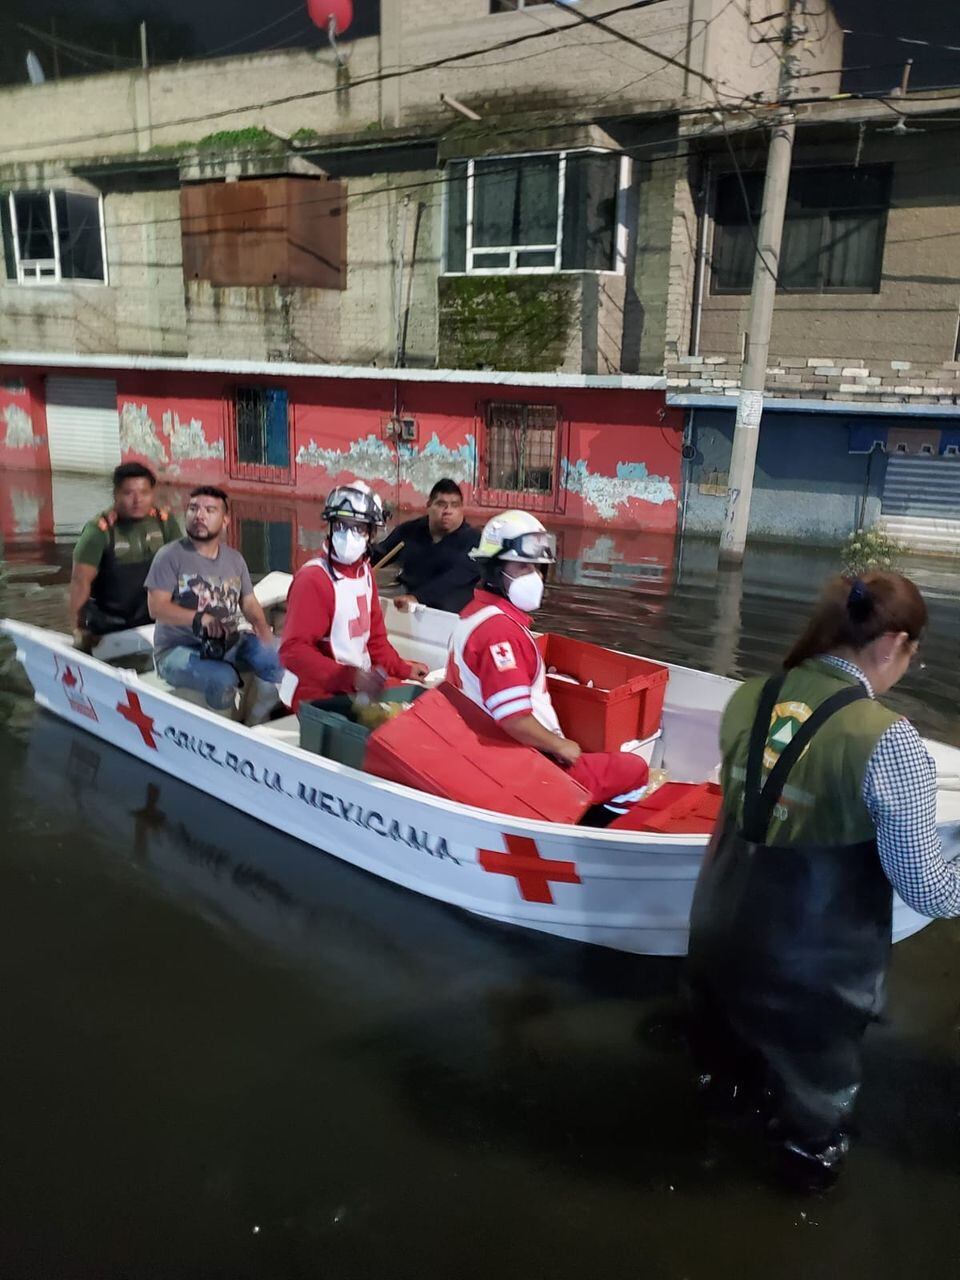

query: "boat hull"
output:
3 617 952 957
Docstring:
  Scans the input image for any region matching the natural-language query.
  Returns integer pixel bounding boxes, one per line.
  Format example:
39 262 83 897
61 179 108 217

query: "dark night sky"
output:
0 1 956 90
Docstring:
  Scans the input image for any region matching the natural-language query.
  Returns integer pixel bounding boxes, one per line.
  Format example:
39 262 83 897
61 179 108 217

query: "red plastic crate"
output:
608 781 723 834
534 633 669 753
364 683 591 824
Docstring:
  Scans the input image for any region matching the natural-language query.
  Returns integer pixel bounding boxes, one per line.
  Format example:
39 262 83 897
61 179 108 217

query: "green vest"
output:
720 659 899 848
98 509 170 565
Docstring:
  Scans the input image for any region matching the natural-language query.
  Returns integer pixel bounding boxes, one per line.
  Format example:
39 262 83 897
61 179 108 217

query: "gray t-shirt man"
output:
144 538 254 657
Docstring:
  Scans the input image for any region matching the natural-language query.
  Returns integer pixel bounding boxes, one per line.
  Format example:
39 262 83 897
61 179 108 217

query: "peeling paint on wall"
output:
120 402 167 464
4 404 41 450
561 458 676 519
11 489 42 535
162 410 224 463
119 401 224 468
398 433 476 492
297 432 476 495
297 432 390 475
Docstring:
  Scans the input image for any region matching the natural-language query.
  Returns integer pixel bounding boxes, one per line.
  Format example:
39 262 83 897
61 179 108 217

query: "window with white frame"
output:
0 191 107 285
445 150 626 275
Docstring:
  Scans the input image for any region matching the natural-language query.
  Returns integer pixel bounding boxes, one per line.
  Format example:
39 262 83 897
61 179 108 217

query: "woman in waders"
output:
687 572 960 1191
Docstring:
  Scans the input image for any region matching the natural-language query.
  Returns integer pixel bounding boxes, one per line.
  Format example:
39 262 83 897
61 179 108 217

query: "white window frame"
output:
450 148 629 278
6 190 108 287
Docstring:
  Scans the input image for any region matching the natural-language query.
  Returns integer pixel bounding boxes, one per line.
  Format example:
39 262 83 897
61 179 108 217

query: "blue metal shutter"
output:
881 455 960 518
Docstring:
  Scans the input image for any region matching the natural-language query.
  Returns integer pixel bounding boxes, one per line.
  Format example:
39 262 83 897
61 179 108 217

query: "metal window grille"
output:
479 402 561 512
229 387 292 485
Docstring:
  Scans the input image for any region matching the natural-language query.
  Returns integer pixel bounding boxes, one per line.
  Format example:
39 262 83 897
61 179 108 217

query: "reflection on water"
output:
2 469 957 744
1 470 960 1277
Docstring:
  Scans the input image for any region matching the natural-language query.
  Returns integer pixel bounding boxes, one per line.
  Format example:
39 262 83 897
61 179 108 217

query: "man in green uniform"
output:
70 462 181 647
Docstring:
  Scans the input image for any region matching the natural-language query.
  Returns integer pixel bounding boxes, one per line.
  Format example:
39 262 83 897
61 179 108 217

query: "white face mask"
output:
506 570 544 613
331 527 368 565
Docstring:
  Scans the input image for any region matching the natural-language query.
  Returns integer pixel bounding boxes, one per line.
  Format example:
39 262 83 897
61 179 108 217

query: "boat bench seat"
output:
137 670 239 720
250 715 301 748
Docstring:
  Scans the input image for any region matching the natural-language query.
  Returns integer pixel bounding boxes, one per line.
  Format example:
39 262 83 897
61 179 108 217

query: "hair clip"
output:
847 578 873 622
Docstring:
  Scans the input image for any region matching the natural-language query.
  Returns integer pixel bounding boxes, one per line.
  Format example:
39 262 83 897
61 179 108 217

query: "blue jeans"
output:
156 634 283 711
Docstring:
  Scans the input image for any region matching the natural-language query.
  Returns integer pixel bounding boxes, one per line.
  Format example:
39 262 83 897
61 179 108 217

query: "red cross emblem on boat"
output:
54 654 99 721
477 835 581 904
117 690 159 750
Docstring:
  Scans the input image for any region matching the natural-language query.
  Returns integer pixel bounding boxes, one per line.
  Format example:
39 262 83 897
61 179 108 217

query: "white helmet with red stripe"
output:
470 509 557 564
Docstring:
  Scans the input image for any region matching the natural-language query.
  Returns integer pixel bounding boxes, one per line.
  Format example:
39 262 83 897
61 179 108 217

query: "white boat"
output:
3 572 958 957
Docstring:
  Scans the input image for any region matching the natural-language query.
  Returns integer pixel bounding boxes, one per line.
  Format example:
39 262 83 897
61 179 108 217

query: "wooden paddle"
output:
373 540 405 573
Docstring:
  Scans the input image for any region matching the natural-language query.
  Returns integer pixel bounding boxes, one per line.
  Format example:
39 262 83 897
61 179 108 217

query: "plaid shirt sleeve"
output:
863 718 960 919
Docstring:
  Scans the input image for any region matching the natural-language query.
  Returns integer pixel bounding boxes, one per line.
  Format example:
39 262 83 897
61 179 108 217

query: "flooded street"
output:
1 472 959 1279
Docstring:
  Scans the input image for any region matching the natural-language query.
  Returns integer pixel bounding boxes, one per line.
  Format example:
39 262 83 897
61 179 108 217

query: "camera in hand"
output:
192 610 230 662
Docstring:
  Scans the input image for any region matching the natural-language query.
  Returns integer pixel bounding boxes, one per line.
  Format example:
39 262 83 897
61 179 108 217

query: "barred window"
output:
230 387 291 485
480 402 560 510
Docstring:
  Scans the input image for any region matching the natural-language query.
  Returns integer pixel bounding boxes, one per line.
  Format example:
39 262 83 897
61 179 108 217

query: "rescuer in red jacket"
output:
279 482 429 710
446 510 650 814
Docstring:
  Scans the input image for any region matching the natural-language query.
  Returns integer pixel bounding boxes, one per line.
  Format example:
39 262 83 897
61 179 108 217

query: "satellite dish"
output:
26 51 46 85
306 0 353 36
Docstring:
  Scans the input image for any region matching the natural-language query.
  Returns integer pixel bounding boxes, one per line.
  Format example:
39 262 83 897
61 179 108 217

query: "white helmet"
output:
323 480 385 528
471 510 557 564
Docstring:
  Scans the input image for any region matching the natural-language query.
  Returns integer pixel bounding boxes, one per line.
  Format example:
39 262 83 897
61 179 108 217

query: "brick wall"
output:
2 167 443 368
666 356 960 407
647 152 701 373
0 171 187 356
183 172 442 368
1 1 844 166
696 129 960 372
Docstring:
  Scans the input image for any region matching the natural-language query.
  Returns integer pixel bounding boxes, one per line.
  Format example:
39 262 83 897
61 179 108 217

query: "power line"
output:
547 0 716 90
541 0 741 111
27 97 955 255
19 130 719 244
6 85 956 243
6 2 958 164
520 0 710 81
16 22 139 68
841 29 960 58
204 4 307 59
1 0 666 160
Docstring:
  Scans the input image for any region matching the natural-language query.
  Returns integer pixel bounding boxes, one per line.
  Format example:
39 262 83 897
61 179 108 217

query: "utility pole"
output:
140 21 149 70
718 0 803 565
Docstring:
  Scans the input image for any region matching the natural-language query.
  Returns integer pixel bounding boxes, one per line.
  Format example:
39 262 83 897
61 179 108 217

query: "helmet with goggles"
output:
323 481 385 530
471 510 557 565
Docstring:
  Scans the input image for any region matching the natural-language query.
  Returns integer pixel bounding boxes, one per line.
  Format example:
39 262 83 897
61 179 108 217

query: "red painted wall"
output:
0 370 51 473
116 372 232 485
0 466 55 554
112 373 681 533
12 365 681 534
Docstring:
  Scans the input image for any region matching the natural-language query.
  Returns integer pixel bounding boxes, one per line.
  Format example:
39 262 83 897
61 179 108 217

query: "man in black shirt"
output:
370 478 480 614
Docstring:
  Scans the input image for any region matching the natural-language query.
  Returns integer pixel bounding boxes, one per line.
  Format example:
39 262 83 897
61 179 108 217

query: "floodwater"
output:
1 472 958 1279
